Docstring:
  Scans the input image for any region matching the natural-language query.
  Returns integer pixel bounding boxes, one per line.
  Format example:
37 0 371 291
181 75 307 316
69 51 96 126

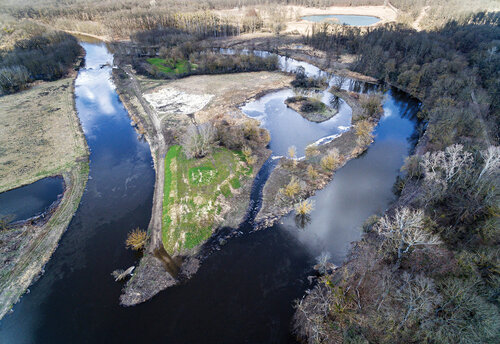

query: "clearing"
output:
147 58 196 76
0 78 87 192
162 145 253 254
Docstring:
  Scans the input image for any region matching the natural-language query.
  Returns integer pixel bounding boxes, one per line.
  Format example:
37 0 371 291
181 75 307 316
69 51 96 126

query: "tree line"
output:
294 11 500 343
0 30 81 94
306 12 500 147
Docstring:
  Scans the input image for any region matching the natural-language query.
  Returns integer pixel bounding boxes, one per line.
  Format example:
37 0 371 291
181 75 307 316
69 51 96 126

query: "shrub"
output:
125 228 147 250
283 176 301 199
0 65 30 94
300 99 326 113
401 155 423 179
182 122 216 159
288 145 297 159
305 144 320 158
247 155 258 165
355 120 374 146
242 145 252 159
320 148 342 171
360 94 383 118
295 199 314 216
307 164 319 179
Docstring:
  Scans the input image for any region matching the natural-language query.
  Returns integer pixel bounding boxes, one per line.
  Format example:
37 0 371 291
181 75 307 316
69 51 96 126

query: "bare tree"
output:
376 208 441 265
395 273 442 327
332 70 348 90
477 145 500 182
182 122 216 159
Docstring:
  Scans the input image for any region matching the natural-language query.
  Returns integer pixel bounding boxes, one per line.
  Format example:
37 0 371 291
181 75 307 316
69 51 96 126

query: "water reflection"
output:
0 43 419 344
241 89 351 157
0 177 64 222
278 90 419 264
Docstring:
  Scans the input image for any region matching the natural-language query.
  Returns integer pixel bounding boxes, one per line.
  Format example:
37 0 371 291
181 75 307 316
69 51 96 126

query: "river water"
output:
0 41 419 343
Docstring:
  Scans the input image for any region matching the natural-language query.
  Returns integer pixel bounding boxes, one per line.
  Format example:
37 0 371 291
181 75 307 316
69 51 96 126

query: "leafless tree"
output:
477 145 500 182
182 122 216 159
395 273 442 327
376 208 441 265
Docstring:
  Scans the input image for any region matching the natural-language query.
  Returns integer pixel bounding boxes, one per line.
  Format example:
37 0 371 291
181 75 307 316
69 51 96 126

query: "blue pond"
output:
0 177 64 222
301 14 380 26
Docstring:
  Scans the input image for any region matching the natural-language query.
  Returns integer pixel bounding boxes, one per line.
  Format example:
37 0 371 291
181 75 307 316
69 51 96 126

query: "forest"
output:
294 11 500 344
0 25 81 94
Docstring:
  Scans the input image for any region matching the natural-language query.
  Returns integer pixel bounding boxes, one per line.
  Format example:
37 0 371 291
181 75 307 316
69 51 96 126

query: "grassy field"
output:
162 145 253 253
147 57 195 76
0 78 88 192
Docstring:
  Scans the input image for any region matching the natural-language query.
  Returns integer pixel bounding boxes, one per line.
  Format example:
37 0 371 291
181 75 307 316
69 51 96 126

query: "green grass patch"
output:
161 145 252 254
230 177 241 189
220 183 232 198
147 57 195 76
189 165 217 185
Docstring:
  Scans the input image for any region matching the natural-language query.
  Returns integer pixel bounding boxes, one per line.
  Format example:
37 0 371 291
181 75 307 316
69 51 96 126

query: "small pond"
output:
0 177 64 223
301 14 380 26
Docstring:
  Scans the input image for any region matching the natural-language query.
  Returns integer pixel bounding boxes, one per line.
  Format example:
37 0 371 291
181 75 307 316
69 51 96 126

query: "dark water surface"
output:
0 177 64 222
0 42 418 343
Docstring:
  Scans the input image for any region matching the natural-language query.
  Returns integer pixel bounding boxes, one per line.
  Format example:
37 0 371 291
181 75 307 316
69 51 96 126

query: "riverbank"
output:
0 71 89 319
0 161 88 320
255 104 382 229
112 64 292 305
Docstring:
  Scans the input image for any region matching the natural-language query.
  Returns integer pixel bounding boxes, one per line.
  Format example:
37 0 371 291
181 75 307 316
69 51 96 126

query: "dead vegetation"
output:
0 77 87 192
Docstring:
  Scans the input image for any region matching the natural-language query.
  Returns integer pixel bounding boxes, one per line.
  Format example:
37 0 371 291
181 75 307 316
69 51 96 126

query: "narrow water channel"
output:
0 41 419 343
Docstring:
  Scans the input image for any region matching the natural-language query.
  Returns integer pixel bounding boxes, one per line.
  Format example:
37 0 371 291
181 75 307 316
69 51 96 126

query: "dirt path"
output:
413 6 430 31
121 66 166 252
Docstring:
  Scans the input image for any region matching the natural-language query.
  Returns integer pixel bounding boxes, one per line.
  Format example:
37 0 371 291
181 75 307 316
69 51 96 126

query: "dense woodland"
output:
113 28 279 78
0 27 81 94
294 12 500 344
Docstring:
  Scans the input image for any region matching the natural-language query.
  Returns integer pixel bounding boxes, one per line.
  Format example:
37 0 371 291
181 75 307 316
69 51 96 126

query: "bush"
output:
0 65 30 94
125 228 147 250
295 199 314 216
321 148 342 171
300 99 326 113
305 144 320 158
360 94 382 118
283 176 301 199
307 164 319 179
355 120 374 146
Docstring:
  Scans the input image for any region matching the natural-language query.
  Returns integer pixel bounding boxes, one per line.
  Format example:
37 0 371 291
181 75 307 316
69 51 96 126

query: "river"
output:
0 41 419 343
